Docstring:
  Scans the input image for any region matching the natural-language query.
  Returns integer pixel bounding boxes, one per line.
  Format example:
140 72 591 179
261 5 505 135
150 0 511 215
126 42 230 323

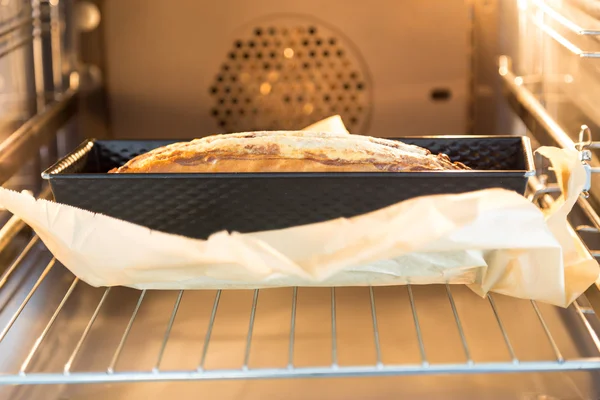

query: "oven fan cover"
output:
209 16 372 134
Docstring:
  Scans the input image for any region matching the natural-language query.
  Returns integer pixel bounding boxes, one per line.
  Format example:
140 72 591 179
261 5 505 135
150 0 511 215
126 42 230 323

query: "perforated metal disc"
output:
209 16 372 133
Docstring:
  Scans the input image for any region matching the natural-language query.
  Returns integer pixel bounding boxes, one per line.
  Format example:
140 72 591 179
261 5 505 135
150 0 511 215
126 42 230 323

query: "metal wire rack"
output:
1 195 600 385
531 0 600 58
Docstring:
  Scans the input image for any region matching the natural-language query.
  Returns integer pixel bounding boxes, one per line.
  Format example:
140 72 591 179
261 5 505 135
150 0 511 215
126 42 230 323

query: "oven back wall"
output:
101 0 469 139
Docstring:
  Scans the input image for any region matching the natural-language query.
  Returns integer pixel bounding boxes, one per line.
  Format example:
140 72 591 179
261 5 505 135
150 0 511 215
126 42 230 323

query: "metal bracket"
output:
575 125 600 198
528 125 600 202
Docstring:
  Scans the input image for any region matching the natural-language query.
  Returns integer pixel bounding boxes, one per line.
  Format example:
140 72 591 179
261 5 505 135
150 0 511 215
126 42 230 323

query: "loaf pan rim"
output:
41 135 536 179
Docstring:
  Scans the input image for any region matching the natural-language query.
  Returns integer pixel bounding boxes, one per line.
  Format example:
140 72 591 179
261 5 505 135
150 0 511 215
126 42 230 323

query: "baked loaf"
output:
109 131 469 173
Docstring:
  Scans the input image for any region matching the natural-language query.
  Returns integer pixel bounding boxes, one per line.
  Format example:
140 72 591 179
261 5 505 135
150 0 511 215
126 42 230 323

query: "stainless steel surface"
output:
242 289 259 371
0 0 77 200
0 257 55 344
488 294 518 363
407 283 428 366
154 289 183 372
0 0 35 134
446 284 472 365
470 0 521 136
198 290 221 372
368 286 382 368
0 15 33 39
499 53 600 229
531 0 600 58
18 276 79 374
330 287 337 368
533 0 600 35
0 87 77 185
532 300 565 362
106 290 146 375
505 0 600 207
100 0 469 139
499 55 574 150
63 286 111 375
206 18 373 133
287 286 297 368
535 21 600 58
3 0 600 398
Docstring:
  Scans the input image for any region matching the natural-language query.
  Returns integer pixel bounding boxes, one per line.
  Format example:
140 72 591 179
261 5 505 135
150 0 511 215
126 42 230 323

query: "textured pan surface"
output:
43 136 534 239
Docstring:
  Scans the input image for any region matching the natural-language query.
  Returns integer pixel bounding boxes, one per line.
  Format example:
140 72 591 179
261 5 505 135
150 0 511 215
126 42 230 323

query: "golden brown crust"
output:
109 131 470 174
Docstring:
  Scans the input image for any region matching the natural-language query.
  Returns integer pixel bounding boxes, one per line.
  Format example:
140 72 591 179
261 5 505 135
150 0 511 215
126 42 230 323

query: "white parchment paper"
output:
0 118 596 307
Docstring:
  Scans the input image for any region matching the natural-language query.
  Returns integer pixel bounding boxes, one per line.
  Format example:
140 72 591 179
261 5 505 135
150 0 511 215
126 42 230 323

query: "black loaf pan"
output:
42 136 535 240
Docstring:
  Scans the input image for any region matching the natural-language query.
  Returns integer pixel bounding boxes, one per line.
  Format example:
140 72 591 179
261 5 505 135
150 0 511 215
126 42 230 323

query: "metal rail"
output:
499 56 575 150
242 290 259 370
331 287 338 368
530 0 600 58
63 287 112 374
499 55 600 248
154 290 184 372
198 290 221 371
2 360 600 385
0 16 34 40
531 0 600 36
0 89 77 184
407 284 428 366
446 284 473 365
368 286 383 368
107 290 146 374
287 287 298 369
0 89 78 185
500 53 600 331
0 258 55 344
0 34 34 60
488 295 518 363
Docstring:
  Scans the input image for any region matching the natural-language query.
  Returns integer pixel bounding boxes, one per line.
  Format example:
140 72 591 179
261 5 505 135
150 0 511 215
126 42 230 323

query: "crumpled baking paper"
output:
0 118 597 307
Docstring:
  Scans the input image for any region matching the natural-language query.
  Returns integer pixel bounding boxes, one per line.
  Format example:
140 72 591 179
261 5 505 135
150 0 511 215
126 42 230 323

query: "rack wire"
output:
530 0 600 58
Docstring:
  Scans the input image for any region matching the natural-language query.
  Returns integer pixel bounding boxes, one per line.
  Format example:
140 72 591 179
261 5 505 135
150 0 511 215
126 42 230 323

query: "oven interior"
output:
3 0 600 399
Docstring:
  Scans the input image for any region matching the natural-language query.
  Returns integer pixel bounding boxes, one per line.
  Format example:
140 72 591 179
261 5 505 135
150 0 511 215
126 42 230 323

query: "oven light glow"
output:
69 71 80 89
514 77 524 85
517 0 527 11
283 48 294 58
260 82 272 95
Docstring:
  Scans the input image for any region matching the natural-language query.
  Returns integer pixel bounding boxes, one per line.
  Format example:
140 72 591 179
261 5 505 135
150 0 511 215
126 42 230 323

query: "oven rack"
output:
1 182 600 386
1 255 600 385
499 55 600 218
0 0 78 186
531 0 600 58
